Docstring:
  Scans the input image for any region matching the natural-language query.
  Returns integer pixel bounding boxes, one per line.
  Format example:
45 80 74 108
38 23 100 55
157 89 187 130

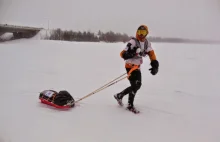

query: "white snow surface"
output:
0 39 220 142
31 29 51 40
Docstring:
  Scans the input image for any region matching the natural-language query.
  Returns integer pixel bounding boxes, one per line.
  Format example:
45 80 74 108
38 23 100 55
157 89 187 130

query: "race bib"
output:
44 91 54 98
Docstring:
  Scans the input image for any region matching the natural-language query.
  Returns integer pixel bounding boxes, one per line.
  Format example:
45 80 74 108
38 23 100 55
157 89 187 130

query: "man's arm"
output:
146 42 159 75
120 39 137 60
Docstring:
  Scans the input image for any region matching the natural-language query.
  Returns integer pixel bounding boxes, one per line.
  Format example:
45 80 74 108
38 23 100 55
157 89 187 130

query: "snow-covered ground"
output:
0 39 220 142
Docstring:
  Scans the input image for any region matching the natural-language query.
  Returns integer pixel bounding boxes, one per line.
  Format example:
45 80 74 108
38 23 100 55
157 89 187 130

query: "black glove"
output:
122 51 136 60
122 43 139 60
149 60 159 75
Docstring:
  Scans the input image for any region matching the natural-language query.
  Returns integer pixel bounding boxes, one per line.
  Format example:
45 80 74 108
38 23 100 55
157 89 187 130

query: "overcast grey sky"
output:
0 0 220 40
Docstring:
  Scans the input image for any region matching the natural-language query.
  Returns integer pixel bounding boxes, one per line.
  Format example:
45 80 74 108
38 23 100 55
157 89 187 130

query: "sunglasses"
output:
137 30 148 36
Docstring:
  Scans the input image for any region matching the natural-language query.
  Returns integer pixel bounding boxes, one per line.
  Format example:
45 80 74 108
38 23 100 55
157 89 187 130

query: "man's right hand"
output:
122 50 136 60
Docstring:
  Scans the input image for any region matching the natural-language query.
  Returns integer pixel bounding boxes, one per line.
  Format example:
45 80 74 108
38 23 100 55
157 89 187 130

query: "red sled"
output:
40 98 72 109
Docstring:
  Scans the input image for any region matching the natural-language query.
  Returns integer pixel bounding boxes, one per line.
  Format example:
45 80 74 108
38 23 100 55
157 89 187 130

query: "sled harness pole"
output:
75 73 127 103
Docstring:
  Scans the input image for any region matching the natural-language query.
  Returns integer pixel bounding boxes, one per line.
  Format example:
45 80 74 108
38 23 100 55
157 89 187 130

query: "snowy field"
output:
0 39 220 142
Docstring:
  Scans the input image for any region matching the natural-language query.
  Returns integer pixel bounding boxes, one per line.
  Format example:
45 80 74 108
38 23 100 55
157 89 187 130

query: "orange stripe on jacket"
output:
120 50 126 58
148 50 157 61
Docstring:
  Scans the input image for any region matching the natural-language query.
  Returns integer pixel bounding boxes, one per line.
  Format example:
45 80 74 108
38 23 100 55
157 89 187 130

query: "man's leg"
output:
114 68 142 106
114 68 132 105
127 69 142 108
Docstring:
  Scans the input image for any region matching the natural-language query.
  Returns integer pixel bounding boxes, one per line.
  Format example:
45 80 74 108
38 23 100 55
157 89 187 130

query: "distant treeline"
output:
45 28 220 44
46 28 131 42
